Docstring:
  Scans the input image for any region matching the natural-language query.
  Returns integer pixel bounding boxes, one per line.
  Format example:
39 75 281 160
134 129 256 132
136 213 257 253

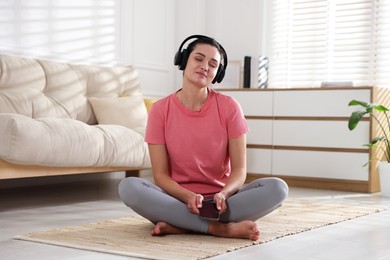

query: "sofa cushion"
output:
0 54 142 125
71 64 141 97
88 95 147 131
0 113 150 167
0 54 47 117
37 59 91 122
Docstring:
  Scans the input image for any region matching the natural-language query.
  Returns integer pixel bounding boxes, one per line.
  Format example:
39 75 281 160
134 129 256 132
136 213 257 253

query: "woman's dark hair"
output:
186 37 225 65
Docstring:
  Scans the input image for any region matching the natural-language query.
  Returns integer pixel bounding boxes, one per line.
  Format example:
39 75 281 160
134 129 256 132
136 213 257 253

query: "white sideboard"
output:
220 87 390 193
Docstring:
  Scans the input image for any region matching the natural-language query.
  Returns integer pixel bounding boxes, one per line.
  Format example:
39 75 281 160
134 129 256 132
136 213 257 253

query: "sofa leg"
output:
125 170 140 178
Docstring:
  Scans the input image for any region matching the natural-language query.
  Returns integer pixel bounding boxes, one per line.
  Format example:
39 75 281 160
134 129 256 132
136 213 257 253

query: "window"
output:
268 0 390 88
0 0 120 64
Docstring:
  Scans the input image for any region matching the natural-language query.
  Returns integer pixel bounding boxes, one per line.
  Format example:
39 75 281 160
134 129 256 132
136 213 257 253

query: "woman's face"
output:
184 43 221 87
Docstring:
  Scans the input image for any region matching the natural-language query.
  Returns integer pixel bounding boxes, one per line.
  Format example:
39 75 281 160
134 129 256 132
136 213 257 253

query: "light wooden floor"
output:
0 171 389 260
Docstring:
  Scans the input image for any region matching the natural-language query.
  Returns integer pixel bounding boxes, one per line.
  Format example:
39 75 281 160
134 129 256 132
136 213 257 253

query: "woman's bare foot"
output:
208 220 260 241
151 222 190 236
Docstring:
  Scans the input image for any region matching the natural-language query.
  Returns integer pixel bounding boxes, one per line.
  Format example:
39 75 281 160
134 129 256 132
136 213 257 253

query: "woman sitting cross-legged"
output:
118 35 288 241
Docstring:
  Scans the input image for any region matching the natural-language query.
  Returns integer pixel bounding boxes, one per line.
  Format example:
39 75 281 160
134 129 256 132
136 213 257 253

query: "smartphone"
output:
199 198 219 220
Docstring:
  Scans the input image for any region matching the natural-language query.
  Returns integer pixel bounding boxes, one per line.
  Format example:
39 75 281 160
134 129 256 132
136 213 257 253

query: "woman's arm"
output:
214 134 247 212
148 144 203 214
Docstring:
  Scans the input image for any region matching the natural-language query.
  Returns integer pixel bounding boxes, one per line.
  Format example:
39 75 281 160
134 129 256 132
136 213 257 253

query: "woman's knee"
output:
273 177 289 201
252 177 289 202
263 177 289 204
118 177 145 206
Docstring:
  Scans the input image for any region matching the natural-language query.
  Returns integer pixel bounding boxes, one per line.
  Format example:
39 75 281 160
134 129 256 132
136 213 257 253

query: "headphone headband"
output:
174 34 228 84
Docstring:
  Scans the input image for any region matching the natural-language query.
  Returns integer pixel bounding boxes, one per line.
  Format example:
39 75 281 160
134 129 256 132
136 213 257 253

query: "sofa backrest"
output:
0 53 142 125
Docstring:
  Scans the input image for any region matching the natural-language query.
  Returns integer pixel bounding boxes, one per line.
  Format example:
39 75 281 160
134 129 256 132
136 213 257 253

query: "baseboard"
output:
246 173 372 193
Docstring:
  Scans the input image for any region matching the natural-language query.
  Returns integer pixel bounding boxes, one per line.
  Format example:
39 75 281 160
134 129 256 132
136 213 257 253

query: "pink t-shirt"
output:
145 88 248 195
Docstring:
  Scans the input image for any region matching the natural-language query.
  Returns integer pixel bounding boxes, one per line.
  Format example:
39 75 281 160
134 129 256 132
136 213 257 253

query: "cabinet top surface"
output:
217 86 374 91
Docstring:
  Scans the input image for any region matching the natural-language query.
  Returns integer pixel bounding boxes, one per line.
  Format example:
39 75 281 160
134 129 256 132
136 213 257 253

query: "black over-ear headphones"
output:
174 34 228 84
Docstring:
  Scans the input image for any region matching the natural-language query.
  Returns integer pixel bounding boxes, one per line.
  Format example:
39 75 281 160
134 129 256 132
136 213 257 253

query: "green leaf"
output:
370 136 387 145
348 100 368 107
363 144 376 149
348 100 388 113
374 105 389 113
348 111 367 130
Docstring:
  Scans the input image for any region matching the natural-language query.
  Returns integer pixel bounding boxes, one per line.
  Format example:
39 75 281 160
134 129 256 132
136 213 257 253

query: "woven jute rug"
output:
14 198 385 260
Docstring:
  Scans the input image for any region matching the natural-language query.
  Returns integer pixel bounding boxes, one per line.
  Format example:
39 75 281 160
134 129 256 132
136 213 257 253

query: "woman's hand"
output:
187 193 204 215
214 192 227 215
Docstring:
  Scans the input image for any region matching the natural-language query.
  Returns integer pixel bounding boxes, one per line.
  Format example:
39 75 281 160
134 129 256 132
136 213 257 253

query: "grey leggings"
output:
118 177 288 234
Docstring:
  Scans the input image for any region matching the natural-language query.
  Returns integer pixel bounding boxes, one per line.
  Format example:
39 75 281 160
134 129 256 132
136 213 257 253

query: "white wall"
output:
126 0 176 97
0 0 266 97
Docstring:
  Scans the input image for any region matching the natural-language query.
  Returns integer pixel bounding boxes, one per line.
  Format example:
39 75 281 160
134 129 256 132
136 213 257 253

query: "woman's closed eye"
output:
209 62 218 68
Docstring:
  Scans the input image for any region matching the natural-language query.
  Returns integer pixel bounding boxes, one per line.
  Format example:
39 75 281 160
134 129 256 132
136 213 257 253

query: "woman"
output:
118 35 288 241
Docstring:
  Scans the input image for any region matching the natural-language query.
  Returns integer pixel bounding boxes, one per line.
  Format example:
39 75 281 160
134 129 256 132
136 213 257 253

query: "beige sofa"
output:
0 53 151 180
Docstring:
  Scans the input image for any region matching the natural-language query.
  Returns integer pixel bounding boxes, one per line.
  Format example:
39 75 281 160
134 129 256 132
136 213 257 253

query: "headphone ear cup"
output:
174 51 181 66
179 49 189 70
213 64 225 84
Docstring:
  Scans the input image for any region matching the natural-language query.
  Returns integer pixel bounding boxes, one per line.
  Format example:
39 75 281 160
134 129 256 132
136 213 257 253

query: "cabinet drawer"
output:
273 120 369 149
222 91 273 116
274 89 371 117
272 150 369 181
247 119 273 145
247 148 272 174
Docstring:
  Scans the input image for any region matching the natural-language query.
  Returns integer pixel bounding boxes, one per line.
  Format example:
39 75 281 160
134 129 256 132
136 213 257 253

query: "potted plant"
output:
348 100 390 197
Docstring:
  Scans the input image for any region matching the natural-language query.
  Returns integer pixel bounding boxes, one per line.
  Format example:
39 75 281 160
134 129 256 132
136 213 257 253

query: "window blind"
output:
374 0 390 87
0 0 120 64
269 0 390 88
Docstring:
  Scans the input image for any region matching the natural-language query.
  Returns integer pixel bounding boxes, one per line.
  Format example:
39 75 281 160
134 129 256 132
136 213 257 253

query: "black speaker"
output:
174 35 228 84
243 56 251 88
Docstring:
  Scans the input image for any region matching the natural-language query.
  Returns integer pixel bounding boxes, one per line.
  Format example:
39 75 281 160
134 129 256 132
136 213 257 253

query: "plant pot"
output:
378 162 390 197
